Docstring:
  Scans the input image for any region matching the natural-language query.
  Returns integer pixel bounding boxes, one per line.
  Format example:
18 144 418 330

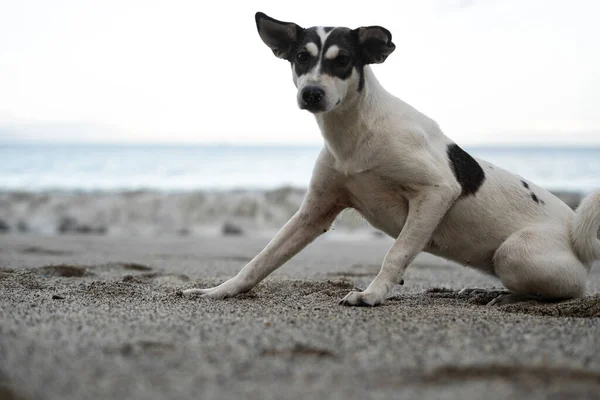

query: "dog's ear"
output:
255 12 303 61
354 26 395 64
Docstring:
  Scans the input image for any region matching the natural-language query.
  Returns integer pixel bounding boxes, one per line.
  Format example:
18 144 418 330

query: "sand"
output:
1 233 599 400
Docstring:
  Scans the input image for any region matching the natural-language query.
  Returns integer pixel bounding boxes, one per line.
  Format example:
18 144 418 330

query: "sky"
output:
0 0 599 146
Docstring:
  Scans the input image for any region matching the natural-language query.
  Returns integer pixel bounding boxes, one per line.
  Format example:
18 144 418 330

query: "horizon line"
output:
2 139 600 149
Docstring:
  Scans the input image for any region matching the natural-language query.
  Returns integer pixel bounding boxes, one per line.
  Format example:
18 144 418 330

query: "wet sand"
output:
1 234 599 399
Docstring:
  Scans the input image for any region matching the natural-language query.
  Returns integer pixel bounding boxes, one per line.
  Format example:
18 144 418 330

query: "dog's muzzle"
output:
300 86 326 112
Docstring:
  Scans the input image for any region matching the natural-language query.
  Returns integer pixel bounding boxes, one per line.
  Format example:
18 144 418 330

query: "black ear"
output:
354 26 395 64
255 12 303 61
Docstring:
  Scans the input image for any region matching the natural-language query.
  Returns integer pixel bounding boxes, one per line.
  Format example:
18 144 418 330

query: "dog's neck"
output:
315 66 393 171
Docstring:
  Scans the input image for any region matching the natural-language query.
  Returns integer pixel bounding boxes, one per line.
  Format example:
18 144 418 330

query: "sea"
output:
0 143 598 236
1 143 599 193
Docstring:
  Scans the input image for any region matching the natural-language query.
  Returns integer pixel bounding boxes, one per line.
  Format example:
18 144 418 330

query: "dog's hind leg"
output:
490 226 588 305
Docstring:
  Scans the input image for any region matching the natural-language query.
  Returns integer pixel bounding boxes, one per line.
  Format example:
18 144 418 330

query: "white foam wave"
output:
0 188 373 237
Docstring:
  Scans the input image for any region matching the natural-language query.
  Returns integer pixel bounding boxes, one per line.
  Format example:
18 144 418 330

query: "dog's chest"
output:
343 172 410 236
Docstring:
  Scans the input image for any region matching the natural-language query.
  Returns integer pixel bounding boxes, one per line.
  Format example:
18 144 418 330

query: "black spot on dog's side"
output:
519 179 544 205
447 144 485 196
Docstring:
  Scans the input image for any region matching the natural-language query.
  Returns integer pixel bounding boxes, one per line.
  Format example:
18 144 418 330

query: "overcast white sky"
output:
0 0 599 145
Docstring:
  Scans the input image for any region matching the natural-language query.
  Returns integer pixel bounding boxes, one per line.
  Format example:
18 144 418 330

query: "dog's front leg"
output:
181 192 344 300
340 184 460 306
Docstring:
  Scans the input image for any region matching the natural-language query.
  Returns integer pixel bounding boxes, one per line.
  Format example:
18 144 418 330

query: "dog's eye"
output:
334 55 351 67
296 52 310 64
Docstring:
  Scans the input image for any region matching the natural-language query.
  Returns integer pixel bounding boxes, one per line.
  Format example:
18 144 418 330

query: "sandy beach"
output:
1 233 599 400
2 1 600 398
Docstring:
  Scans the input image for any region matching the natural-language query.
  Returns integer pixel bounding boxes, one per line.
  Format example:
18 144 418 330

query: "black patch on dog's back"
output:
447 144 485 196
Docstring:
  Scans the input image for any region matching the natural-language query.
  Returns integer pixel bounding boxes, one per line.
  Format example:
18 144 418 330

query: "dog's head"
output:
255 12 395 114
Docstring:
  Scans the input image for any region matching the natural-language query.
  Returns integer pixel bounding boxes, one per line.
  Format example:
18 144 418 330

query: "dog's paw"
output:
180 287 228 299
180 278 249 300
339 290 384 307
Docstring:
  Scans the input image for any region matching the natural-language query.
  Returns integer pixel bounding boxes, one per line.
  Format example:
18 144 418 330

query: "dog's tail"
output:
571 190 600 265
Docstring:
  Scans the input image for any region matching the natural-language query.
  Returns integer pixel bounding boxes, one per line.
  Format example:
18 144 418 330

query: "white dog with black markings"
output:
182 12 600 306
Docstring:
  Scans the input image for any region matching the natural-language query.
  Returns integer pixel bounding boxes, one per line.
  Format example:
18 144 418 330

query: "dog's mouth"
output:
299 102 327 113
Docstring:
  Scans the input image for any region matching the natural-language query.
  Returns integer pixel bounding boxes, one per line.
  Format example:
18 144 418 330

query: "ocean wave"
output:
0 188 584 237
0 187 374 237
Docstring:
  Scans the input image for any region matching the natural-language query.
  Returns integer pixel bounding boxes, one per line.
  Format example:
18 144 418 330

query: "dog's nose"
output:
301 86 325 107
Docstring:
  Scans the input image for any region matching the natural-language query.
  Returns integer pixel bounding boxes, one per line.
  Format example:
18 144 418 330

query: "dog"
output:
182 12 600 306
